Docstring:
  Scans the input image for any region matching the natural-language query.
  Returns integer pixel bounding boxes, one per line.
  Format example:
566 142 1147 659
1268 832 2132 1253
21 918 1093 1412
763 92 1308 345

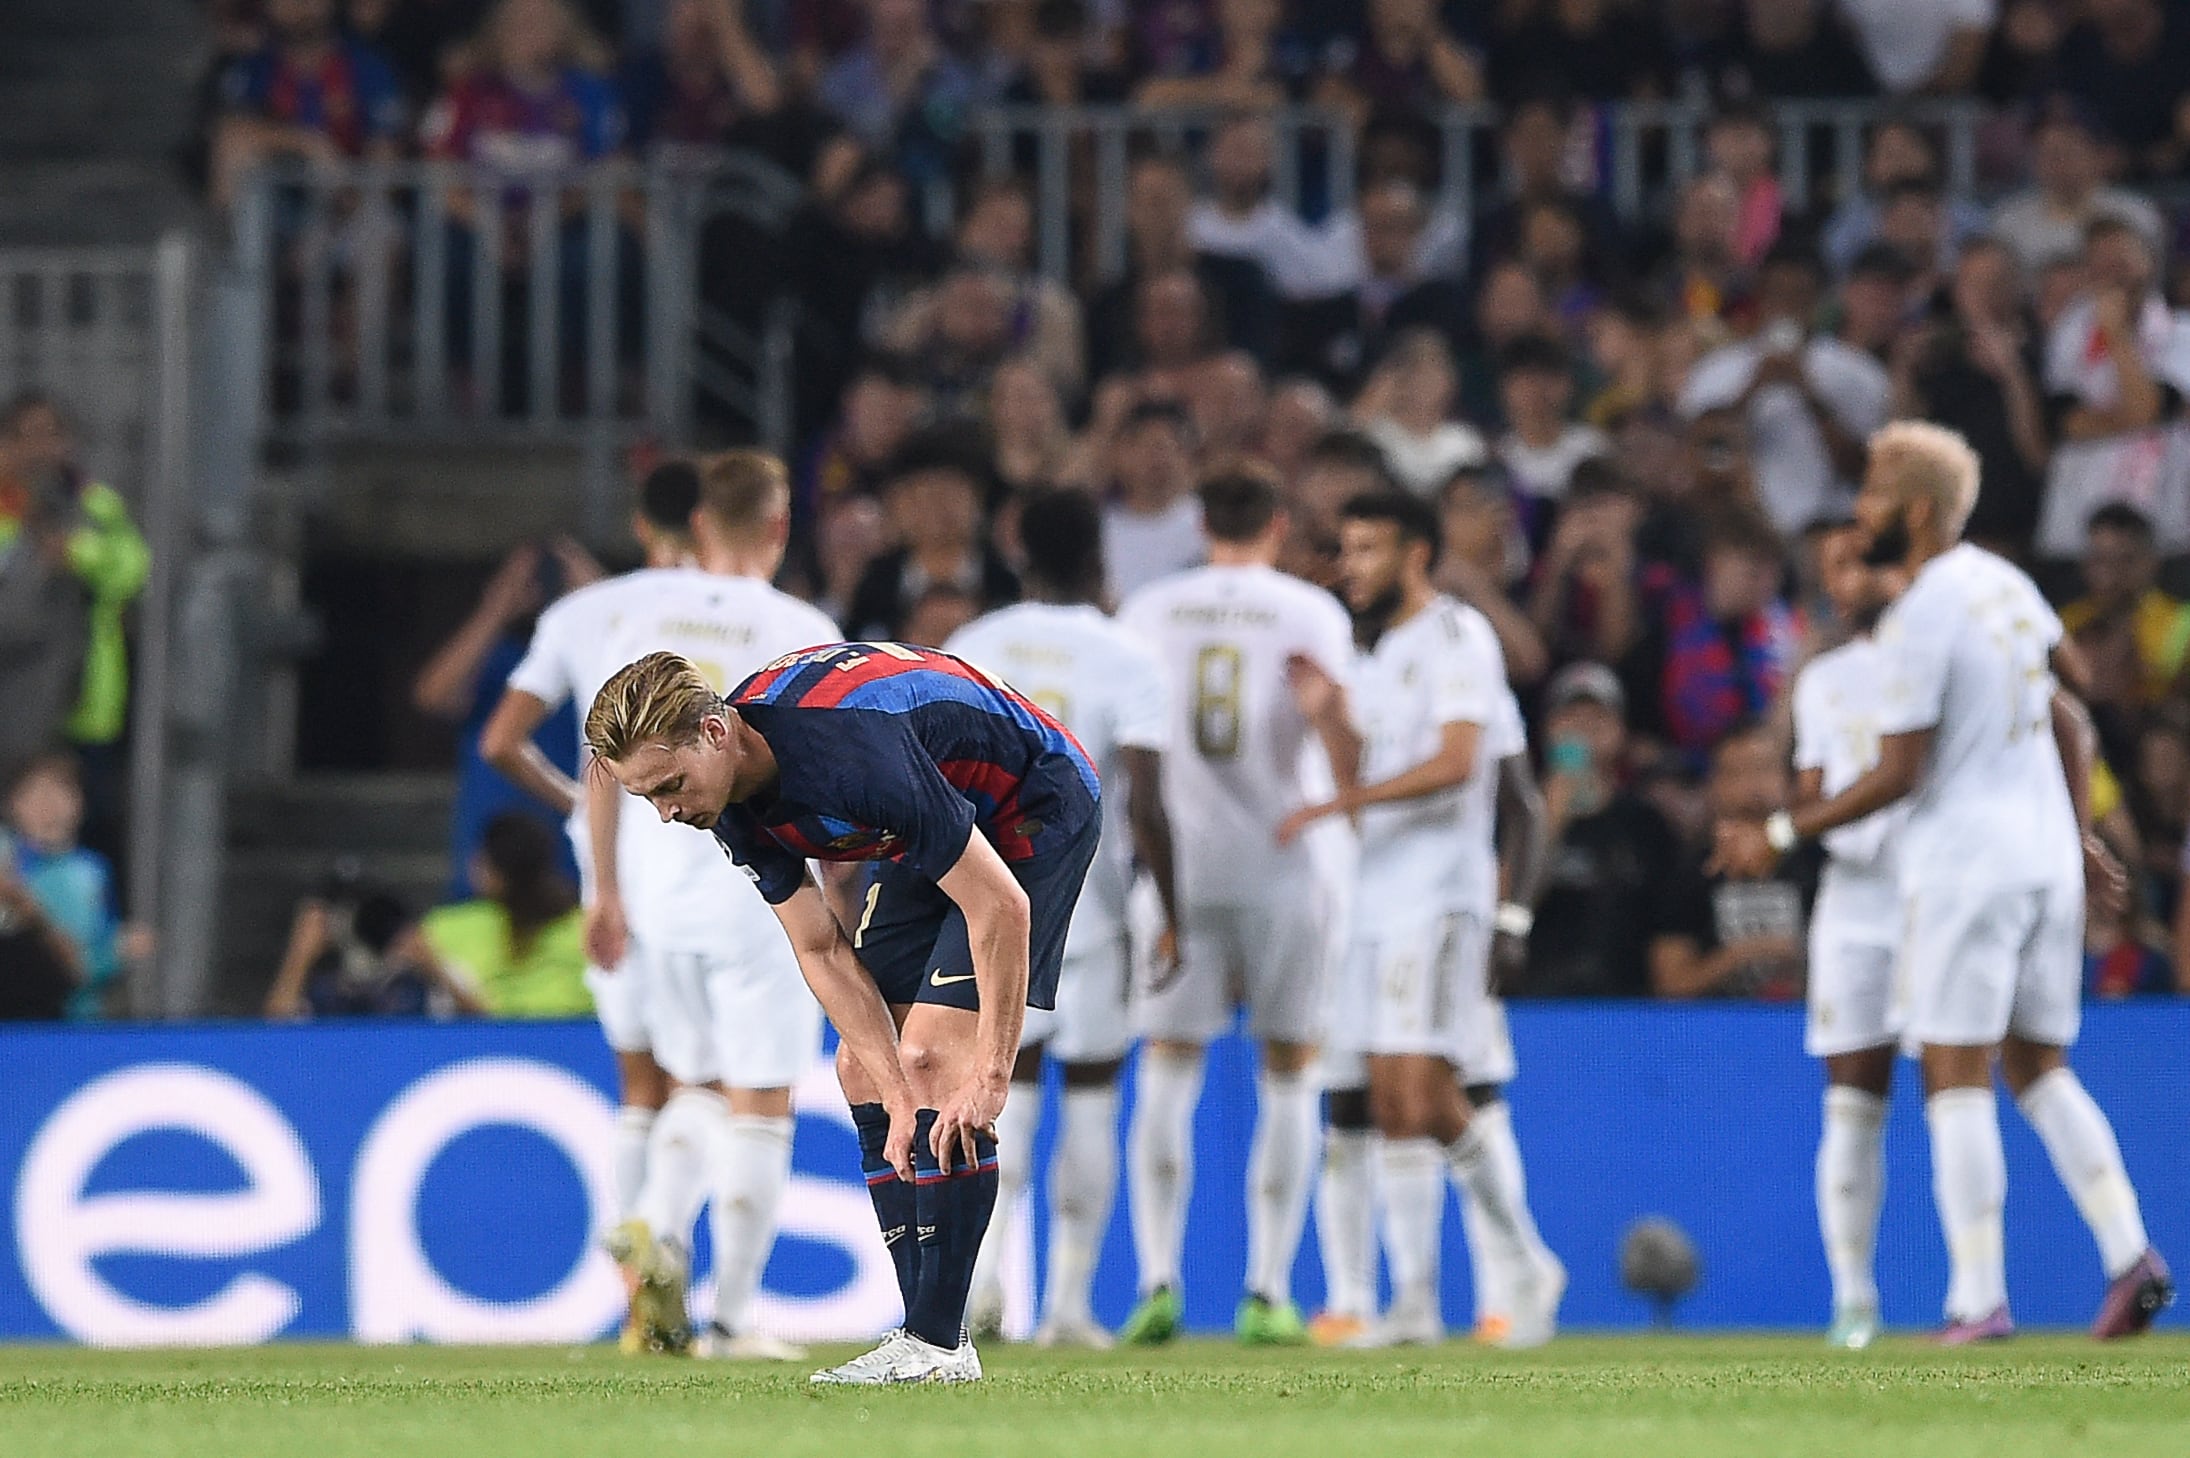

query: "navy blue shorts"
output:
852 813 1101 1014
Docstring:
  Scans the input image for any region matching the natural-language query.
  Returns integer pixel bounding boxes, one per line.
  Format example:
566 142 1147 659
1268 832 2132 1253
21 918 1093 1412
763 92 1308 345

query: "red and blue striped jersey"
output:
710 642 1101 903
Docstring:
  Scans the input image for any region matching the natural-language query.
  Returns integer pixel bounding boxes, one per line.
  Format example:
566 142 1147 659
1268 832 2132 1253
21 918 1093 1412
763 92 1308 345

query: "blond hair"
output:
696 449 790 536
584 651 719 763
1869 420 1981 539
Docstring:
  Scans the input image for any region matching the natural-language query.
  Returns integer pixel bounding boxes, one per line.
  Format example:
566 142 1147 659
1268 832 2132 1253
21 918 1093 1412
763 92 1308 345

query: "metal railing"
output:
962 98 1989 284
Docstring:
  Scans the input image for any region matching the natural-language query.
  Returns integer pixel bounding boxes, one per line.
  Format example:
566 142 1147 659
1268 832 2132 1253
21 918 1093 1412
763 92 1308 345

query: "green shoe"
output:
1119 1286 1183 1346
1827 1304 1881 1351
1236 1294 1308 1346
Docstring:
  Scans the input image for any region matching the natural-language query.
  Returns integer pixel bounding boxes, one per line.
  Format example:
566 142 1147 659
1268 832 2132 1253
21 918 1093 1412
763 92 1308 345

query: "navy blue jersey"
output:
710 642 1101 903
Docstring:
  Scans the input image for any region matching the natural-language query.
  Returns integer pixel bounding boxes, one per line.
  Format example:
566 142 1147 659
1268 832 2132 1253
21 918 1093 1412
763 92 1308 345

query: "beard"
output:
1848 598 1887 632
1350 582 1405 648
1860 510 1912 568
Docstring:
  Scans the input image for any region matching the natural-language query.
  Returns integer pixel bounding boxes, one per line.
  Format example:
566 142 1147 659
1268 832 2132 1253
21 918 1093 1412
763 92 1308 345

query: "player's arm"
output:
2051 666 2131 917
580 760 630 966
932 830 1034 1169
1279 717 1482 846
1121 746 1181 946
770 876 917 1176
1712 729 1928 877
1273 651 1362 846
480 688 581 815
1490 749 1549 985
1649 932 1799 999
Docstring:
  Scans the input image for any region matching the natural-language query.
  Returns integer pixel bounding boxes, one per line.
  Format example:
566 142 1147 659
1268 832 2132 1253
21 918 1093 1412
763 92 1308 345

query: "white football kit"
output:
1119 563 1354 1044
508 568 838 1086
1874 544 2084 1049
947 602 1171 1063
1333 597 1515 1070
1791 636 1907 1058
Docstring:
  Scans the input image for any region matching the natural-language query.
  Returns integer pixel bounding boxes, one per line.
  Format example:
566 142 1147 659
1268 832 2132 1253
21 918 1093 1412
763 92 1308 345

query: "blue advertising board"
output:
3 1005 2184 1345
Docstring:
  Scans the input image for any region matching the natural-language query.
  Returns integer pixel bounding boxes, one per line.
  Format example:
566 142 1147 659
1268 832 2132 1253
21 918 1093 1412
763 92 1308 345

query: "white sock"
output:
636 1088 724 1244
971 1080 1044 1318
1816 1086 1887 1314
614 1106 655 1220
2017 1068 2150 1279
1378 1137 1445 1309
1443 1121 1530 1277
1047 1083 1119 1328
709 1112 794 1335
1926 1087 2007 1322
1465 1100 1554 1319
1128 1049 1204 1294
1246 1070 1320 1305
1316 1125 1379 1320
1456 1177 1501 1323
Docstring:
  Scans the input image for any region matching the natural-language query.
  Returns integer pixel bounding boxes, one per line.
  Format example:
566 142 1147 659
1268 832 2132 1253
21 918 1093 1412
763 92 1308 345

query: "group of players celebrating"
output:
480 421 2170 1387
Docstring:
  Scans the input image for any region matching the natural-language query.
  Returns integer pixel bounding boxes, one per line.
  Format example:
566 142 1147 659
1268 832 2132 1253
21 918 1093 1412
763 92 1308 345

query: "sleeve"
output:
1111 638 1173 752
794 710 978 883
1426 618 1501 730
1790 666 1826 772
66 483 150 605
1874 597 1951 736
503 599 577 707
709 811 809 905
1295 592 1357 686
1677 347 1750 417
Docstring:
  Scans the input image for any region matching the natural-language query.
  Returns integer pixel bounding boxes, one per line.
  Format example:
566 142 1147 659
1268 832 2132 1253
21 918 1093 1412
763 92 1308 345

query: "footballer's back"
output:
1120 563 1353 901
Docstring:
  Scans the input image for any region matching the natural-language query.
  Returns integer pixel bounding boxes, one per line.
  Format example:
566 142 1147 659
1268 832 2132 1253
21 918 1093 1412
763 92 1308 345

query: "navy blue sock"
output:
904 1108 1000 1350
850 1101 919 1316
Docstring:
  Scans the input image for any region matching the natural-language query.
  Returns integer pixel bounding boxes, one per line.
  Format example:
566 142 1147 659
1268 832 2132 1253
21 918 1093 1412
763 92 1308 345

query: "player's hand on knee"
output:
933 1075 1005 1172
884 1096 917 1182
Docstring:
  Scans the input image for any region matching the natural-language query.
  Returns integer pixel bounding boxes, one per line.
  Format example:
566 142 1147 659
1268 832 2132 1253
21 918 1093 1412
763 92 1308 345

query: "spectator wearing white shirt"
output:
2035 216 2190 558
1352 328 1489 497
1187 114 1339 301
1834 0 1992 95
1495 333 1609 517
1102 399 1209 601
1307 107 1468 297
1679 245 1890 536
1988 102 2167 276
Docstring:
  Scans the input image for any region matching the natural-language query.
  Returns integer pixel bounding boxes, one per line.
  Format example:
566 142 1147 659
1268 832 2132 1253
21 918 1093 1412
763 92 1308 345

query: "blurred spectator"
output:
1088 155 1276 384
1456 258 1551 426
264 869 483 1018
811 494 892 625
1891 236 2049 555
1438 464 1550 685
1352 328 1487 497
1318 0 1485 120
1516 197 1612 341
207 0 406 208
1871 177 1955 301
1513 663 1689 998
2054 0 2190 177
1528 458 1644 671
1836 241 1923 360
990 357 1074 495
816 0 978 190
411 541 596 900
0 841 80 1022
1703 101 1785 270
2062 503 2190 732
847 426 1020 637
1680 245 1889 535
0 393 152 853
1313 107 1470 295
886 179 1084 400
1656 173 1746 328
1185 350 1270 464
1135 0 1310 111
1625 506 1798 761
1280 178 1466 392
798 353 930 526
1581 293 1670 429
880 261 1022 414
901 581 984 647
1653 718 1818 999
1000 0 1128 108
1188 114 1339 301
1714 0 1877 102
1258 375 1339 484
622 0 805 168
1470 93 1625 289
1101 400 1208 601
1988 102 2166 276
1822 117 1985 277
419 812 591 1017
1484 0 1671 106
2 752 147 1020
1835 0 1992 96
0 475 90 778
2035 218 2190 558
1495 333 1610 529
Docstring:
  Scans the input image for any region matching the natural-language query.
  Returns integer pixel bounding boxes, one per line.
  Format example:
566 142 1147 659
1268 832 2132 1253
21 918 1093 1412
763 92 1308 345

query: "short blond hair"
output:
584 651 719 762
696 449 789 534
1869 420 1981 538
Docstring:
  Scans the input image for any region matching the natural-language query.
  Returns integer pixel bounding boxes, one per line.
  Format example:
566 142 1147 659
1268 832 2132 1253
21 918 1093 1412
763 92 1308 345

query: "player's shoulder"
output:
1794 636 1870 701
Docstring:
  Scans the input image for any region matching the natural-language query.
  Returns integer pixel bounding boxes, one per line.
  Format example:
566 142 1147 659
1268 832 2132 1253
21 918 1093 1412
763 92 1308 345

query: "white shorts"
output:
1138 884 1331 1046
586 960 651 1055
1896 878 2083 1051
1806 872 1899 1058
1331 906 1500 1070
1022 932 1135 1065
643 926 820 1089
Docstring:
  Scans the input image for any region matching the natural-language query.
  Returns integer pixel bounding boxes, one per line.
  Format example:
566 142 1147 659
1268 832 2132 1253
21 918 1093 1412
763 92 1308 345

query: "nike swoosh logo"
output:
929 970 976 987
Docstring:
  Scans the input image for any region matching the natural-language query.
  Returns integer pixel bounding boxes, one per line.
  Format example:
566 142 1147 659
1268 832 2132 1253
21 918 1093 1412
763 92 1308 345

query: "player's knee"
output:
834 1042 875 1103
1999 1037 2065 1095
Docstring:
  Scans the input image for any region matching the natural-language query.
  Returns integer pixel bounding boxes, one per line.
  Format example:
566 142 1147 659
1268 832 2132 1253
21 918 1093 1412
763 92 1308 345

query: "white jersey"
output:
1351 597 1508 918
1791 636 1906 912
1874 544 2079 890
507 568 840 950
946 602 1170 951
1120 563 1355 904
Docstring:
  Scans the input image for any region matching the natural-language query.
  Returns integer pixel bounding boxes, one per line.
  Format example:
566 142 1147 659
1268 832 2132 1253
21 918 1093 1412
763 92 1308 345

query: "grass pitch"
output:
8 1335 2188 1458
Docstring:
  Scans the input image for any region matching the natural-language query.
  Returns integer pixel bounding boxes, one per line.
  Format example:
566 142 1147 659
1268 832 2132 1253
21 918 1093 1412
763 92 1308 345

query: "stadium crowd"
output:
12 0 2190 1019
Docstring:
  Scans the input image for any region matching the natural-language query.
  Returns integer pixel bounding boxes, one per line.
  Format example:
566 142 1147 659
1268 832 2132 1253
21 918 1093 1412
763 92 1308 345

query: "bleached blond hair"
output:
1868 420 1982 539
584 651 718 763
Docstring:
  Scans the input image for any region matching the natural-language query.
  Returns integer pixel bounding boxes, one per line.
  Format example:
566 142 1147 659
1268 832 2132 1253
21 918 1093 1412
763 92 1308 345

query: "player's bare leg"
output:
2000 1037 2173 1339
1037 1056 1126 1349
967 1045 1046 1342
1236 1039 1320 1344
1123 1037 1203 1345
1818 1046 1893 1349
696 1082 804 1361
1921 1042 2013 1343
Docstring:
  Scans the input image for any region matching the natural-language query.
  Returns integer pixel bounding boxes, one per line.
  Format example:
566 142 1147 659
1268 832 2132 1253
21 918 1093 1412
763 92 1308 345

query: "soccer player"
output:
946 487 1180 1348
585 638 1102 1385
1282 491 1563 1349
1715 422 2173 1342
1790 520 1909 1350
1117 465 1362 1346
481 453 836 1358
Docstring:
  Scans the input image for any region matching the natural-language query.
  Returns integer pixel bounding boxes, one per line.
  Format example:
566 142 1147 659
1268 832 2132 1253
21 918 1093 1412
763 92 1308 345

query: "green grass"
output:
7 1336 2189 1458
